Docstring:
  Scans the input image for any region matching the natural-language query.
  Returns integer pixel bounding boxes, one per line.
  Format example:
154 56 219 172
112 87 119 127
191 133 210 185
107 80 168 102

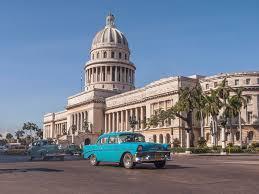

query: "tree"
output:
204 89 222 146
193 85 207 138
36 129 43 140
22 122 39 137
148 86 200 149
0 133 2 139
230 87 251 148
217 78 231 151
15 130 25 142
6 133 13 142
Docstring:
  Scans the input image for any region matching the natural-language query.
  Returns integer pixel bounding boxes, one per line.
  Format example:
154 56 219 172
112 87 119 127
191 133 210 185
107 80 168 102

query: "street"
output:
0 154 259 194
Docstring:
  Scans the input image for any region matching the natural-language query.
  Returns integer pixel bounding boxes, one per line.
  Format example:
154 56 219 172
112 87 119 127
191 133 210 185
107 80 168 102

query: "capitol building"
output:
43 14 259 147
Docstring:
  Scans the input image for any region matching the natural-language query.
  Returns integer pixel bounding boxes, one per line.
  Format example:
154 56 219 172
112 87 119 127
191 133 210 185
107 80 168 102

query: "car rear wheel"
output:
154 160 166 168
90 155 99 166
123 153 134 169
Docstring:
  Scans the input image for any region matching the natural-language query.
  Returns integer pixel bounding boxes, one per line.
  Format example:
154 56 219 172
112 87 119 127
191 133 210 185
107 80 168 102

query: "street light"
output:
129 115 138 132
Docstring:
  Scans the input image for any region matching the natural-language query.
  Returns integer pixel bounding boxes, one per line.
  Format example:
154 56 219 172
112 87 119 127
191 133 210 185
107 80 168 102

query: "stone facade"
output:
43 14 259 147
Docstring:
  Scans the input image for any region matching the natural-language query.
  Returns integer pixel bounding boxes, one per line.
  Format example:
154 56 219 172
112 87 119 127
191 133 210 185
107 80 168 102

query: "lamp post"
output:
129 115 138 133
70 124 77 144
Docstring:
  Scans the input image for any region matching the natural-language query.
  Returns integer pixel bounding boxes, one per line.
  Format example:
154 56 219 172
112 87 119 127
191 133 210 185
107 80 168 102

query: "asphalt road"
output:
0 154 259 194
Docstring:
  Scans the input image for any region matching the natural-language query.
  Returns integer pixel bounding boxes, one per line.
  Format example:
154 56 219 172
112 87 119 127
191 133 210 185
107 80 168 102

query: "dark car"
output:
65 144 82 156
27 140 65 161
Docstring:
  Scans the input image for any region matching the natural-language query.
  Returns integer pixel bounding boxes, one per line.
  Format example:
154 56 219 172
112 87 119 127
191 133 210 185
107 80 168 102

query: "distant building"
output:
43 14 259 146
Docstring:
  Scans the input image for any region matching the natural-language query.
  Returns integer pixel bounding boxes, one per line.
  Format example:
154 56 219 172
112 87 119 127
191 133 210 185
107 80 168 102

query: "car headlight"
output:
137 145 143 152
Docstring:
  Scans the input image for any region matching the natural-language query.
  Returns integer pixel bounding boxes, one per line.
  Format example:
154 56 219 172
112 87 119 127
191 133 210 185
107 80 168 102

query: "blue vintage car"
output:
83 132 171 169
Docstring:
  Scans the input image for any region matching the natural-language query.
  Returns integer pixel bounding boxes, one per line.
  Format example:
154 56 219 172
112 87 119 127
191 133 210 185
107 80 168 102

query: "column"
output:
135 107 139 130
120 67 122 82
109 113 113 132
108 113 111 133
104 114 107 133
105 66 107 82
100 66 103 81
121 110 124 131
117 112 120 132
125 110 129 131
130 109 133 131
115 66 117 82
112 112 116 132
140 106 144 130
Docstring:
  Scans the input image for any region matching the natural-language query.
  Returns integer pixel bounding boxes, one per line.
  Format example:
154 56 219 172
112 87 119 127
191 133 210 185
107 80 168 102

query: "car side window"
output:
36 142 41 147
109 136 118 144
98 137 109 144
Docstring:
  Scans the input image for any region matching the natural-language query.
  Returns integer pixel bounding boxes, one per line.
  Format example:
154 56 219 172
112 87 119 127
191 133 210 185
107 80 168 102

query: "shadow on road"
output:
96 163 194 170
0 168 64 174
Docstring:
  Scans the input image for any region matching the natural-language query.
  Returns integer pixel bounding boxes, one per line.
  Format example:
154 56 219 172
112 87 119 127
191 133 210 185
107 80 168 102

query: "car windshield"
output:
119 134 145 143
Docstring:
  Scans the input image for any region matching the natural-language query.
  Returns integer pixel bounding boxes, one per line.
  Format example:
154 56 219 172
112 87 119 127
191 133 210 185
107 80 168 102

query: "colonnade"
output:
86 66 134 85
44 125 51 139
54 122 67 138
71 111 88 132
105 106 146 133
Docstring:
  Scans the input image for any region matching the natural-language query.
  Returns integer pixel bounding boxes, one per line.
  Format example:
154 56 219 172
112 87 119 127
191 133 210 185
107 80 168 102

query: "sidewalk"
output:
173 152 259 156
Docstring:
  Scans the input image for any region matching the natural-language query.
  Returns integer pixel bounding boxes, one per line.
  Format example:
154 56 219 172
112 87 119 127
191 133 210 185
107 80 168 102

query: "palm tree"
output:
204 89 222 146
217 78 231 151
231 88 251 148
193 85 207 138
22 122 39 138
15 130 25 143
6 133 13 143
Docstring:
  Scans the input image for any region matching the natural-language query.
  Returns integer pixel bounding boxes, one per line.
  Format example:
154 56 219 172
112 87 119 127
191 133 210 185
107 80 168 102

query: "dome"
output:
91 14 129 50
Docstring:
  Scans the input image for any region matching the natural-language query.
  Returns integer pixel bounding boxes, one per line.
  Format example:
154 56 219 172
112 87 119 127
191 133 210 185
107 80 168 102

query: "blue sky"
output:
0 0 258 134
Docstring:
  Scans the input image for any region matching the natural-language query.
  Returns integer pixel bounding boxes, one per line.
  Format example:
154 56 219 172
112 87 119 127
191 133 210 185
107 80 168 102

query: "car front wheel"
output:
89 155 99 166
123 153 134 169
154 160 166 168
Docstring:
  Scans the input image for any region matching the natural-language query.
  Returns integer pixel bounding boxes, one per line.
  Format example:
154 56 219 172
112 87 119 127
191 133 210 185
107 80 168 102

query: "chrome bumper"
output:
134 151 172 163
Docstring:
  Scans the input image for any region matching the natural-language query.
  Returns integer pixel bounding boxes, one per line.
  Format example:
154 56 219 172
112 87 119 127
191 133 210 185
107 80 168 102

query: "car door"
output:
95 137 108 161
105 135 121 162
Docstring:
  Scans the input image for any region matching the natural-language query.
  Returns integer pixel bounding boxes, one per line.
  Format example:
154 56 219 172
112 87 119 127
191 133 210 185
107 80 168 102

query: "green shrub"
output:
170 147 186 153
251 142 259 148
172 138 181 147
244 147 256 153
225 146 243 153
197 137 207 148
211 146 222 153
189 147 211 154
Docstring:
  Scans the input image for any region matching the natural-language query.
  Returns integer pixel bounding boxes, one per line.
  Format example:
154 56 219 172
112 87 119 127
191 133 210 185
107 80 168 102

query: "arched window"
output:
236 132 240 141
125 54 127 60
165 134 171 144
103 51 107 58
159 134 163 144
97 52 99 59
111 51 114 58
153 135 157 143
248 131 254 141
119 52 122 59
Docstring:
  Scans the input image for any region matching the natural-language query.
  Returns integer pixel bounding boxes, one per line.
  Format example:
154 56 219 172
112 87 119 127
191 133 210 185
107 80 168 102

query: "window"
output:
111 51 114 58
92 54 94 60
97 52 99 59
153 135 157 143
214 82 218 88
236 132 240 141
225 80 228 86
98 137 108 144
125 54 127 60
235 79 239 85
205 84 209 89
246 78 250 85
119 52 122 59
247 111 253 124
103 51 107 58
248 131 254 141
119 134 145 143
109 136 118 144
257 78 259 84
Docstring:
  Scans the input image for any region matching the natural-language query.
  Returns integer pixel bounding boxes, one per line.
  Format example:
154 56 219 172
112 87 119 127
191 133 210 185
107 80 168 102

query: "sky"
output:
0 0 258 134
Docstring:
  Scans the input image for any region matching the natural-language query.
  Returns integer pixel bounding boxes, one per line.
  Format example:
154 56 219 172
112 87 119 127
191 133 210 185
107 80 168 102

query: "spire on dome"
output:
106 13 115 27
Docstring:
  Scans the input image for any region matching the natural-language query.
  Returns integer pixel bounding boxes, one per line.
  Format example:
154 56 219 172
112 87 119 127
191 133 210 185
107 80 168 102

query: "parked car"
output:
0 145 7 153
83 132 171 169
65 144 82 156
27 140 65 161
3 143 26 155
